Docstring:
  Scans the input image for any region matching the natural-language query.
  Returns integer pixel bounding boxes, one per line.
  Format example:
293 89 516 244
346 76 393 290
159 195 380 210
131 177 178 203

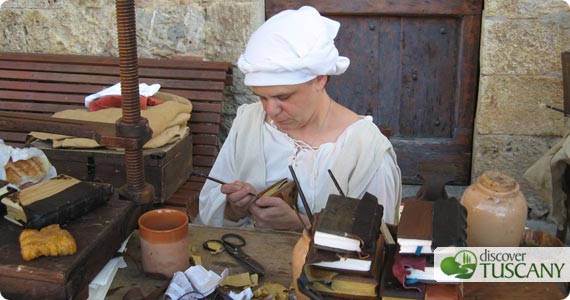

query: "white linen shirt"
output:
198 103 401 227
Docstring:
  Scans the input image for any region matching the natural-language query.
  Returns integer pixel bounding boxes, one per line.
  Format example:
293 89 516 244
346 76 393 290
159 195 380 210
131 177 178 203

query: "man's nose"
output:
264 98 282 117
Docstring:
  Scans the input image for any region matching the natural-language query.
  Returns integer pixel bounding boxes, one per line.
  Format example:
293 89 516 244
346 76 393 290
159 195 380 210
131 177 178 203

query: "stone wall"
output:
474 0 570 218
1 0 570 220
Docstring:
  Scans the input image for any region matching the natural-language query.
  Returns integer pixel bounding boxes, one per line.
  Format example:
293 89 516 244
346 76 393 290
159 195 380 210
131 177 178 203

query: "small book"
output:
396 200 433 254
314 193 383 253
307 231 385 275
259 178 298 208
1 174 113 229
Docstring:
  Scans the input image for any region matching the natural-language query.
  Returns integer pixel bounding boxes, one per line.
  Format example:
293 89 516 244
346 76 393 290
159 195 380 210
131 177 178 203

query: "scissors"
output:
203 233 265 276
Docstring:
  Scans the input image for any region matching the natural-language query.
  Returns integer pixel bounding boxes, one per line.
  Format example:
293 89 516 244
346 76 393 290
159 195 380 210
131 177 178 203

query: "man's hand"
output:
222 181 258 221
249 196 309 231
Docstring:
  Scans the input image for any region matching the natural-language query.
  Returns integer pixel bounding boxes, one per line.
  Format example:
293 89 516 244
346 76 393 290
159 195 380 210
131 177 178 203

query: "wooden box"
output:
30 133 193 203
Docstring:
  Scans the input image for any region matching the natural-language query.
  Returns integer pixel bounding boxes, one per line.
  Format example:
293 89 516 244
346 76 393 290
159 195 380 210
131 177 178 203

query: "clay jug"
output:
292 230 311 300
138 208 190 278
460 170 527 247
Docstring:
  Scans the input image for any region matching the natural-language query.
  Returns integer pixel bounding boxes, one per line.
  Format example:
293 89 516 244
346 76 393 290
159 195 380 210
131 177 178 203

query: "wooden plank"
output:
189 112 222 123
0 61 229 81
159 89 225 102
0 70 227 91
193 145 218 156
0 70 118 85
190 102 222 113
189 123 220 135
0 131 27 142
0 80 105 94
192 155 216 167
191 134 219 146
0 100 80 113
266 0 483 17
0 52 233 72
1 90 85 104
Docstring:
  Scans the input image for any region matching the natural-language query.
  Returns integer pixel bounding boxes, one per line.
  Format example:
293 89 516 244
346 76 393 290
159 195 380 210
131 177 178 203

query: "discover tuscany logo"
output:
434 247 570 282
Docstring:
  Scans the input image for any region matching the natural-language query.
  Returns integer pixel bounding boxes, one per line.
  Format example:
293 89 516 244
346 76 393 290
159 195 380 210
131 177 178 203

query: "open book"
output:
259 178 298 208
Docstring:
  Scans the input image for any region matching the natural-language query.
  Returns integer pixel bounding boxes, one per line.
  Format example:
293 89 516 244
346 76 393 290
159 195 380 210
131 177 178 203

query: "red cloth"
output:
392 252 427 293
88 95 165 112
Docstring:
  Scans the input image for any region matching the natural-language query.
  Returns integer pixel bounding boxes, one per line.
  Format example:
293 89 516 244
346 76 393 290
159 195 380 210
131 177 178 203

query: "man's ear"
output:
315 75 328 89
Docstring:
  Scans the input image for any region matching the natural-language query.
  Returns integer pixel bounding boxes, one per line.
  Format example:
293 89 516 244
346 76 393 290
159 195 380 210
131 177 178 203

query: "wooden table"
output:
105 225 302 299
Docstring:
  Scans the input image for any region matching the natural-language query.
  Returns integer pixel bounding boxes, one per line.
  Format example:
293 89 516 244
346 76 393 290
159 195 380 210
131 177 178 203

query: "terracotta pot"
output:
460 170 527 247
292 230 311 300
138 208 189 278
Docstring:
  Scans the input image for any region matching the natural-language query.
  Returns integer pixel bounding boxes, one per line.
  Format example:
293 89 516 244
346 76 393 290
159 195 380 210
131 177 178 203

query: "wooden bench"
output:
0 52 232 216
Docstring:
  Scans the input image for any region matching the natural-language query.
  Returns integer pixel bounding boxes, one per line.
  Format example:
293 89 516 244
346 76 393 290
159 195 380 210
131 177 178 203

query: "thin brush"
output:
288 165 314 224
191 172 259 198
327 169 345 197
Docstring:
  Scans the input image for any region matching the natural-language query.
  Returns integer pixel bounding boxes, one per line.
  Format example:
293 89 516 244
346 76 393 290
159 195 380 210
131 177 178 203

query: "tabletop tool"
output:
203 233 265 276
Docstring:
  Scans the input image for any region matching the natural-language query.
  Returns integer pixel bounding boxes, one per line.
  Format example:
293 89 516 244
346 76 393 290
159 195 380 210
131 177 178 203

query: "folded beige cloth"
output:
30 92 192 149
524 129 570 228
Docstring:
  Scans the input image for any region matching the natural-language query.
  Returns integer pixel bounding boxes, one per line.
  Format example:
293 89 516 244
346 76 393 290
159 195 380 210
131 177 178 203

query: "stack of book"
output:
298 193 386 299
380 198 467 300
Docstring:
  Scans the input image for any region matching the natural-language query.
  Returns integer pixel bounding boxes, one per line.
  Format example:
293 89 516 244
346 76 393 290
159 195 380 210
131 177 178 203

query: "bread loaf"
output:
4 156 51 187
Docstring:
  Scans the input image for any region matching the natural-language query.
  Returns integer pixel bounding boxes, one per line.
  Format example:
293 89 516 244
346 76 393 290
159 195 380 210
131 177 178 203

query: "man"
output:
198 6 401 230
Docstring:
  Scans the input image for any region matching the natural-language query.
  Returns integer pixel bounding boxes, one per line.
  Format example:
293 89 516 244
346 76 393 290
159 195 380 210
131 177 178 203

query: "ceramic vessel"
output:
138 208 189 278
460 170 527 247
292 230 311 300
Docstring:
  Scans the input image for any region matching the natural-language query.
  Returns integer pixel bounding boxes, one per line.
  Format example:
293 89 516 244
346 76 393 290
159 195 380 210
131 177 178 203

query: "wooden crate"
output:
30 133 193 204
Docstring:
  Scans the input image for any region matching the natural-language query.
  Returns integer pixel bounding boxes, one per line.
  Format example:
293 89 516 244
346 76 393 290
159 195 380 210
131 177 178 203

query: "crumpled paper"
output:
165 265 228 300
228 288 253 300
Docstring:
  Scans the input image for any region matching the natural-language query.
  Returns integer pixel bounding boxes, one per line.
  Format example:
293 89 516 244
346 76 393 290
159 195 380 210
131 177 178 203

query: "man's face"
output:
251 76 325 132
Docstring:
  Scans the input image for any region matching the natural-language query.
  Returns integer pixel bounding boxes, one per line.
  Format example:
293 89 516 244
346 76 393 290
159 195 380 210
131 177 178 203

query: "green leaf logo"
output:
440 250 477 279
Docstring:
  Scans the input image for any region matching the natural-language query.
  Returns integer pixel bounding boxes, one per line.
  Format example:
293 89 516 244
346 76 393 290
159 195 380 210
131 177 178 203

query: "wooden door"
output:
266 0 482 185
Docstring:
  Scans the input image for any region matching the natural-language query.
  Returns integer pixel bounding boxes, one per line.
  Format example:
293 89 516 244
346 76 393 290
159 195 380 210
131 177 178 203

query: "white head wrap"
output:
237 6 350 86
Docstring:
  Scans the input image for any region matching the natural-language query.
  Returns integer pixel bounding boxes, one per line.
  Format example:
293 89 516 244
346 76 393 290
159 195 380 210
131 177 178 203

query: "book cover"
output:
432 197 467 248
260 178 298 208
1 174 113 229
396 200 433 253
314 193 383 253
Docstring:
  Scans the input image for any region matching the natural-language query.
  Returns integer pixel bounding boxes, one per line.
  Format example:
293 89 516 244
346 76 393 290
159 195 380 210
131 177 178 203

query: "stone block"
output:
475 75 566 136
204 1 264 62
480 17 570 76
471 134 561 218
481 17 570 75
135 6 207 58
484 0 570 18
